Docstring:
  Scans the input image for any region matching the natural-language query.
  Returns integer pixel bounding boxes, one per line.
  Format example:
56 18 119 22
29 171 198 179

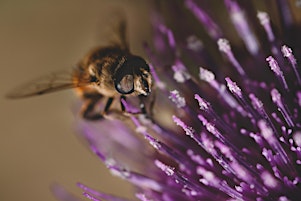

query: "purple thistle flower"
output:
55 1 301 201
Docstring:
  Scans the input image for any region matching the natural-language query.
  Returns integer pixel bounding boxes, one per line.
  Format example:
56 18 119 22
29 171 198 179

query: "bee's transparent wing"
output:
115 17 129 51
6 69 90 99
96 11 129 51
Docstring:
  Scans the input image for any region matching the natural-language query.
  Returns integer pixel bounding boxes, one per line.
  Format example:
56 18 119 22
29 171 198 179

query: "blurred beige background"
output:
0 1 151 201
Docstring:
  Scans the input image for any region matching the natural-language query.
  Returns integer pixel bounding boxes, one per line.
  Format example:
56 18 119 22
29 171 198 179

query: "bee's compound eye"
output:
116 74 134 94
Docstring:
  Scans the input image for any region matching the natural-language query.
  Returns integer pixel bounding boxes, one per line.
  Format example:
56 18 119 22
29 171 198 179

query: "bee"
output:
6 20 153 120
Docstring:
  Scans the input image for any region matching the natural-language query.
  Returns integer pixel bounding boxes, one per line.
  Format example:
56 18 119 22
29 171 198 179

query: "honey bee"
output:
7 20 153 120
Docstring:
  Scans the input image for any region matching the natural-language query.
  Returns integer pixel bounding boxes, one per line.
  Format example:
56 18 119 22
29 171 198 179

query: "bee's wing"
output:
6 69 90 99
107 13 129 51
96 11 129 51
115 17 129 51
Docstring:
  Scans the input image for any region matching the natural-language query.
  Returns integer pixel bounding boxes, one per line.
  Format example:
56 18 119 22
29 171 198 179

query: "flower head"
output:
55 1 301 201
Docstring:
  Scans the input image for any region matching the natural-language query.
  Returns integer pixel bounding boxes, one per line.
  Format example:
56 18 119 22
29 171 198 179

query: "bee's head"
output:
113 56 152 96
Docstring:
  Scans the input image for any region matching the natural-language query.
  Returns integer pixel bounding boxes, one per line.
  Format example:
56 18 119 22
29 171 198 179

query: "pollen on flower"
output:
169 90 186 108
199 67 214 82
194 94 209 110
271 88 295 127
266 56 289 91
172 61 191 83
196 166 219 186
258 120 277 144
278 196 291 201
261 171 278 189
282 45 301 85
281 45 293 58
218 38 246 76
257 11 275 42
266 56 282 76
293 131 301 147
271 88 281 105
172 115 195 138
147 137 161 150
225 77 242 97
155 160 174 176
186 35 203 51
257 11 269 25
249 93 263 111
218 38 231 53
225 0 259 55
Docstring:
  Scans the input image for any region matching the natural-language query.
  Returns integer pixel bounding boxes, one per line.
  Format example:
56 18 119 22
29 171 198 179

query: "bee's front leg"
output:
119 95 135 117
120 95 126 112
104 97 114 113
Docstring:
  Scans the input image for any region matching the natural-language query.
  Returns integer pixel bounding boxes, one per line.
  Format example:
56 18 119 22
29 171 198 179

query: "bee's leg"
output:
104 97 114 113
120 95 126 112
82 99 103 120
82 94 103 120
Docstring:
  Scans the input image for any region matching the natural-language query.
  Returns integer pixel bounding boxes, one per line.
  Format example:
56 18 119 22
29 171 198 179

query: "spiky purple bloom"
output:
55 1 301 201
